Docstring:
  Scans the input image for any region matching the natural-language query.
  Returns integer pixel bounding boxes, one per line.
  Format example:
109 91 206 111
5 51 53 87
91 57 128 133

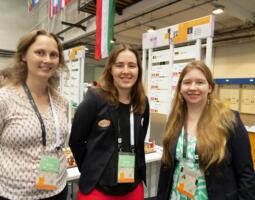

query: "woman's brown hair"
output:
6 29 67 90
99 44 146 114
162 61 235 170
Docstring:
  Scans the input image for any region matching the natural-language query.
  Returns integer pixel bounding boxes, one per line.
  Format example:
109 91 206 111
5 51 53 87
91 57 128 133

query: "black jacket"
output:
157 112 255 200
69 88 150 194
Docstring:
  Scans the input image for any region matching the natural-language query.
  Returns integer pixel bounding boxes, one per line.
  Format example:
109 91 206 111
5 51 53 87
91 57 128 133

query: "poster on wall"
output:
144 15 214 116
61 61 81 104
170 62 188 100
218 85 240 111
240 84 255 114
149 50 171 115
60 46 85 126
60 46 85 106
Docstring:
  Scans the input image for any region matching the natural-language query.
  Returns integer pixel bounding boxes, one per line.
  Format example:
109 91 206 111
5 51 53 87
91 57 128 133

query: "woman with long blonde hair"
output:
157 61 255 200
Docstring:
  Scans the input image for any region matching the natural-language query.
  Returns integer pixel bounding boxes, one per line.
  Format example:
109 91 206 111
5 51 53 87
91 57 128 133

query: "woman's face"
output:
22 35 60 82
180 68 211 107
111 50 139 94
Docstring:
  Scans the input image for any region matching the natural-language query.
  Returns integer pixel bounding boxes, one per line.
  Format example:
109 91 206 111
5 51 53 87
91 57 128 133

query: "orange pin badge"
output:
98 119 111 128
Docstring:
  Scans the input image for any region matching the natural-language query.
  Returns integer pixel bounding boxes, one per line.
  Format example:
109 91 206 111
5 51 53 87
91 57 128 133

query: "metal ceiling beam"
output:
218 0 255 23
62 21 87 31
56 15 94 37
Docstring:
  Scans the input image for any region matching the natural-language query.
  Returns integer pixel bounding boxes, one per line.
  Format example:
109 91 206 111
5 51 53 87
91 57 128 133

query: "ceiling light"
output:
147 28 155 33
110 38 116 44
212 6 224 15
146 25 156 33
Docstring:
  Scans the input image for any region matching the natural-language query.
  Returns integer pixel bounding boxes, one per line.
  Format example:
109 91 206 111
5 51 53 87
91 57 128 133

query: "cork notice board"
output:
240 85 255 114
218 85 240 111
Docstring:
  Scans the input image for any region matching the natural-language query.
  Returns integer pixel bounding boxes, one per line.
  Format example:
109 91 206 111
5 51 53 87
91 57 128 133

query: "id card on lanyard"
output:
176 127 201 199
23 84 61 191
117 106 135 183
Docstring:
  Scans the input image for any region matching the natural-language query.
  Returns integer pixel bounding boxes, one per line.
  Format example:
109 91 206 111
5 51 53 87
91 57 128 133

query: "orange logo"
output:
98 119 111 128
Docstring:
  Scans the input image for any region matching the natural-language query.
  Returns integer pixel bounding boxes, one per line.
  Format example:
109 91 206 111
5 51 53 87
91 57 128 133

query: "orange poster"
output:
249 133 255 169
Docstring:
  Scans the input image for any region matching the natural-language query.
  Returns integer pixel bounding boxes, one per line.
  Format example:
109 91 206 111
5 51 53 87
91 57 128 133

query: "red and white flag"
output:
28 0 40 12
95 0 116 60
50 0 72 18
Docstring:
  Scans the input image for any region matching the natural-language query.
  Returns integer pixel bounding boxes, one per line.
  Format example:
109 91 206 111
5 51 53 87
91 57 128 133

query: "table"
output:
67 146 163 199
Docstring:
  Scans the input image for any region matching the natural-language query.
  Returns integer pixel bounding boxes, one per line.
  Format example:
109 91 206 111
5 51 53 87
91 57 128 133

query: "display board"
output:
143 15 214 116
142 15 215 141
218 85 240 111
149 49 171 115
147 46 196 115
218 84 255 115
240 84 255 114
142 15 214 49
60 46 85 126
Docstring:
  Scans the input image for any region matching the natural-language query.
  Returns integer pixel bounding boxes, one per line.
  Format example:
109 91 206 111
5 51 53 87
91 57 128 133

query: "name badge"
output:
117 152 135 183
176 165 200 199
35 155 60 191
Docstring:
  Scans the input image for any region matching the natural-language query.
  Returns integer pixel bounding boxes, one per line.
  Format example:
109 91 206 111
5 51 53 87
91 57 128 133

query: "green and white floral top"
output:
170 129 208 200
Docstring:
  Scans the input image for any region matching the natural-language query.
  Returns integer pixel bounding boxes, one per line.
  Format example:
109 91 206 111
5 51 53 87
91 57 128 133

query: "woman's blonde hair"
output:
99 44 146 114
162 61 235 170
6 29 67 90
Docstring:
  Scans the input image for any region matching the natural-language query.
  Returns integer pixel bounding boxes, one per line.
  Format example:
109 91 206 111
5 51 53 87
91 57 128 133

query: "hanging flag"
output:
28 0 40 12
49 0 57 17
95 0 116 60
61 0 72 8
50 0 72 17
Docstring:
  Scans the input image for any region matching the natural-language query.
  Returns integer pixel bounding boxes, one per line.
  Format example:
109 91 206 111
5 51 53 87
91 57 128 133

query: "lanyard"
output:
182 127 188 159
118 106 135 152
23 83 61 148
182 127 199 162
48 93 61 149
23 83 47 146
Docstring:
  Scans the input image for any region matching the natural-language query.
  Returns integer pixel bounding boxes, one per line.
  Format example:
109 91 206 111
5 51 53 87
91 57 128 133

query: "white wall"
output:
213 41 255 78
27 0 177 43
0 0 38 51
0 57 11 70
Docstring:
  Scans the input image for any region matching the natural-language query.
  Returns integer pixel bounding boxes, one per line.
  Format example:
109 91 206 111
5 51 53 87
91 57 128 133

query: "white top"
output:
0 86 69 200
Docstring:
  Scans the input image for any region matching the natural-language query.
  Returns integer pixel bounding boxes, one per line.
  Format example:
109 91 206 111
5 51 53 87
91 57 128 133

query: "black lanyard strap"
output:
183 128 188 159
117 110 135 152
182 127 199 163
23 83 47 146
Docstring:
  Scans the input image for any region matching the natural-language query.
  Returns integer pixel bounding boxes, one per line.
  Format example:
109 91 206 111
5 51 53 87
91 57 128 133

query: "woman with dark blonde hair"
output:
0 68 9 87
69 44 150 200
157 61 255 200
0 30 69 200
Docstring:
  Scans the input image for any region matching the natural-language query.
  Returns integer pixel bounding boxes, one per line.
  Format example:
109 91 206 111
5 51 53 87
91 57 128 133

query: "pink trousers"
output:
76 182 144 200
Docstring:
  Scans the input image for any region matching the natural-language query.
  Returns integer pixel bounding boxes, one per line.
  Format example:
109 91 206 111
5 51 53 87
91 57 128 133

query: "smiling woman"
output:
157 61 255 200
6 29 66 89
69 44 150 200
22 35 60 83
0 30 69 200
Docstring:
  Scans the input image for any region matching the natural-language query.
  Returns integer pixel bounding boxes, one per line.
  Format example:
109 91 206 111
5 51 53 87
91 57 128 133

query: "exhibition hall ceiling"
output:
70 0 255 59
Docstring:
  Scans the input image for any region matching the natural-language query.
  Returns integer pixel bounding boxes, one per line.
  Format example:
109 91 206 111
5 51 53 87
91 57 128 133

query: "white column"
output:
145 48 153 142
142 48 147 83
205 36 213 70
168 41 174 115
195 39 201 61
